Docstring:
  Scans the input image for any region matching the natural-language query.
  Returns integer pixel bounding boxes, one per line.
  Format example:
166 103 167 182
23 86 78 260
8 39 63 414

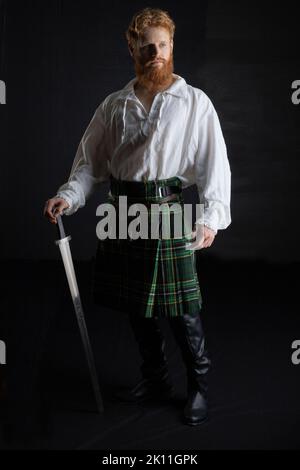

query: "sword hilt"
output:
56 214 66 239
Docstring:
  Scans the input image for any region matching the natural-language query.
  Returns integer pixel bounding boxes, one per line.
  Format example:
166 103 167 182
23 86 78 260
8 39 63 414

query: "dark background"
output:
1 0 300 261
0 0 300 451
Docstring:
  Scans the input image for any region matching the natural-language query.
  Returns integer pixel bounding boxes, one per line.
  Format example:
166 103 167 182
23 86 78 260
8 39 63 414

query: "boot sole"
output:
183 415 209 426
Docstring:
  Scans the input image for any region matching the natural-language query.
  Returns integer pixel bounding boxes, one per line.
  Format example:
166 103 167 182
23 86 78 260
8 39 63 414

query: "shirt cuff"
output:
204 224 218 235
55 193 73 216
194 220 218 235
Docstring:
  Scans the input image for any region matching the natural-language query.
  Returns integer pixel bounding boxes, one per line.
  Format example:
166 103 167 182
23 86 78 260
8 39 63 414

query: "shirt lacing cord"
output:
155 93 165 131
122 93 166 142
121 97 128 143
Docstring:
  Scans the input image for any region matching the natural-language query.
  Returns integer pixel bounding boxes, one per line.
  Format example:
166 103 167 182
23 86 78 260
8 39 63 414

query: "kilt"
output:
91 176 202 318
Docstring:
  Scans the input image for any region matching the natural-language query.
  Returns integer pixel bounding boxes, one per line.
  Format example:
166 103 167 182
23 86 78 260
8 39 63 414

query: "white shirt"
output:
55 74 231 234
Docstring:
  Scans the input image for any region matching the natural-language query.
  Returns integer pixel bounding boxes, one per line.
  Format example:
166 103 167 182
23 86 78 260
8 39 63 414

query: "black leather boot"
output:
114 314 175 403
169 311 211 425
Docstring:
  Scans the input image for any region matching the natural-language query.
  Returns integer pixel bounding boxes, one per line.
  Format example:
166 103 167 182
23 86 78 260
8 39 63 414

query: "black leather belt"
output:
110 179 182 198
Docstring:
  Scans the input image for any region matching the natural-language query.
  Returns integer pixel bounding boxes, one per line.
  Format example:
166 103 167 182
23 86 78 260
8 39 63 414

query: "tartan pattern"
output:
91 176 202 318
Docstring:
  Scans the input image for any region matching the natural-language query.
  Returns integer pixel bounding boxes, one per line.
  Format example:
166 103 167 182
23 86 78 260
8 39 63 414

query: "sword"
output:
54 214 104 413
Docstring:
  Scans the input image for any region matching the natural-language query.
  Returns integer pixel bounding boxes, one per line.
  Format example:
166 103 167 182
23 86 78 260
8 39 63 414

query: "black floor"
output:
1 257 300 449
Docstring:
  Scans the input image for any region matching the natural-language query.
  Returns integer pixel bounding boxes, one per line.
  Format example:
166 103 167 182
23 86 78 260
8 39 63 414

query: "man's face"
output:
130 26 174 92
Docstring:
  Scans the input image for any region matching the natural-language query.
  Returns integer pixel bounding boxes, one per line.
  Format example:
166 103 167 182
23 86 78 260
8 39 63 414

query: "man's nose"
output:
148 44 159 57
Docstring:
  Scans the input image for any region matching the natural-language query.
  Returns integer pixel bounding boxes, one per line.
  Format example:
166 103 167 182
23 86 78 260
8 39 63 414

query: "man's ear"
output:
170 39 174 53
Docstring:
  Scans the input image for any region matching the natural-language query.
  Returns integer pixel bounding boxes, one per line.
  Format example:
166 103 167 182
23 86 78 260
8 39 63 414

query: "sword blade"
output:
56 236 104 413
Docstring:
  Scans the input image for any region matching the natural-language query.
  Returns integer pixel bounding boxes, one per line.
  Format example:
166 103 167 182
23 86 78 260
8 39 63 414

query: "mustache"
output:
149 59 164 64
139 58 166 67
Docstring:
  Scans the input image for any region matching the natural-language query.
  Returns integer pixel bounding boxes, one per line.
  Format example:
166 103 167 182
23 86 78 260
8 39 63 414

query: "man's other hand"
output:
186 224 216 250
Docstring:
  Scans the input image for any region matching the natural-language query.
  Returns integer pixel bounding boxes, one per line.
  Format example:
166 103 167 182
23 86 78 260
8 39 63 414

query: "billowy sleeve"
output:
194 95 231 234
54 101 110 216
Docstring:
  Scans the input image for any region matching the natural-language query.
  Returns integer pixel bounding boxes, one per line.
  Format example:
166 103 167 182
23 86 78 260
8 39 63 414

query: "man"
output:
44 7 231 426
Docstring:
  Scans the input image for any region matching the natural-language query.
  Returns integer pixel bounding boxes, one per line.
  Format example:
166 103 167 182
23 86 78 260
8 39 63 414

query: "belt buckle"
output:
155 184 164 197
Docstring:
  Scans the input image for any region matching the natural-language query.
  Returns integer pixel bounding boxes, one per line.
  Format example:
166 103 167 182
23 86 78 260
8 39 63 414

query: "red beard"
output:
134 53 174 93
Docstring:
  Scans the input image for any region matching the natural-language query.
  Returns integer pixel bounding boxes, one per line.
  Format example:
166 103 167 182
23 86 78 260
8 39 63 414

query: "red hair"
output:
125 7 175 51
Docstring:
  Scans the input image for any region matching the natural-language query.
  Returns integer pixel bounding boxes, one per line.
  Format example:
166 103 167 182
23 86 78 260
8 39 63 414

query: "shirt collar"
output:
117 74 187 101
